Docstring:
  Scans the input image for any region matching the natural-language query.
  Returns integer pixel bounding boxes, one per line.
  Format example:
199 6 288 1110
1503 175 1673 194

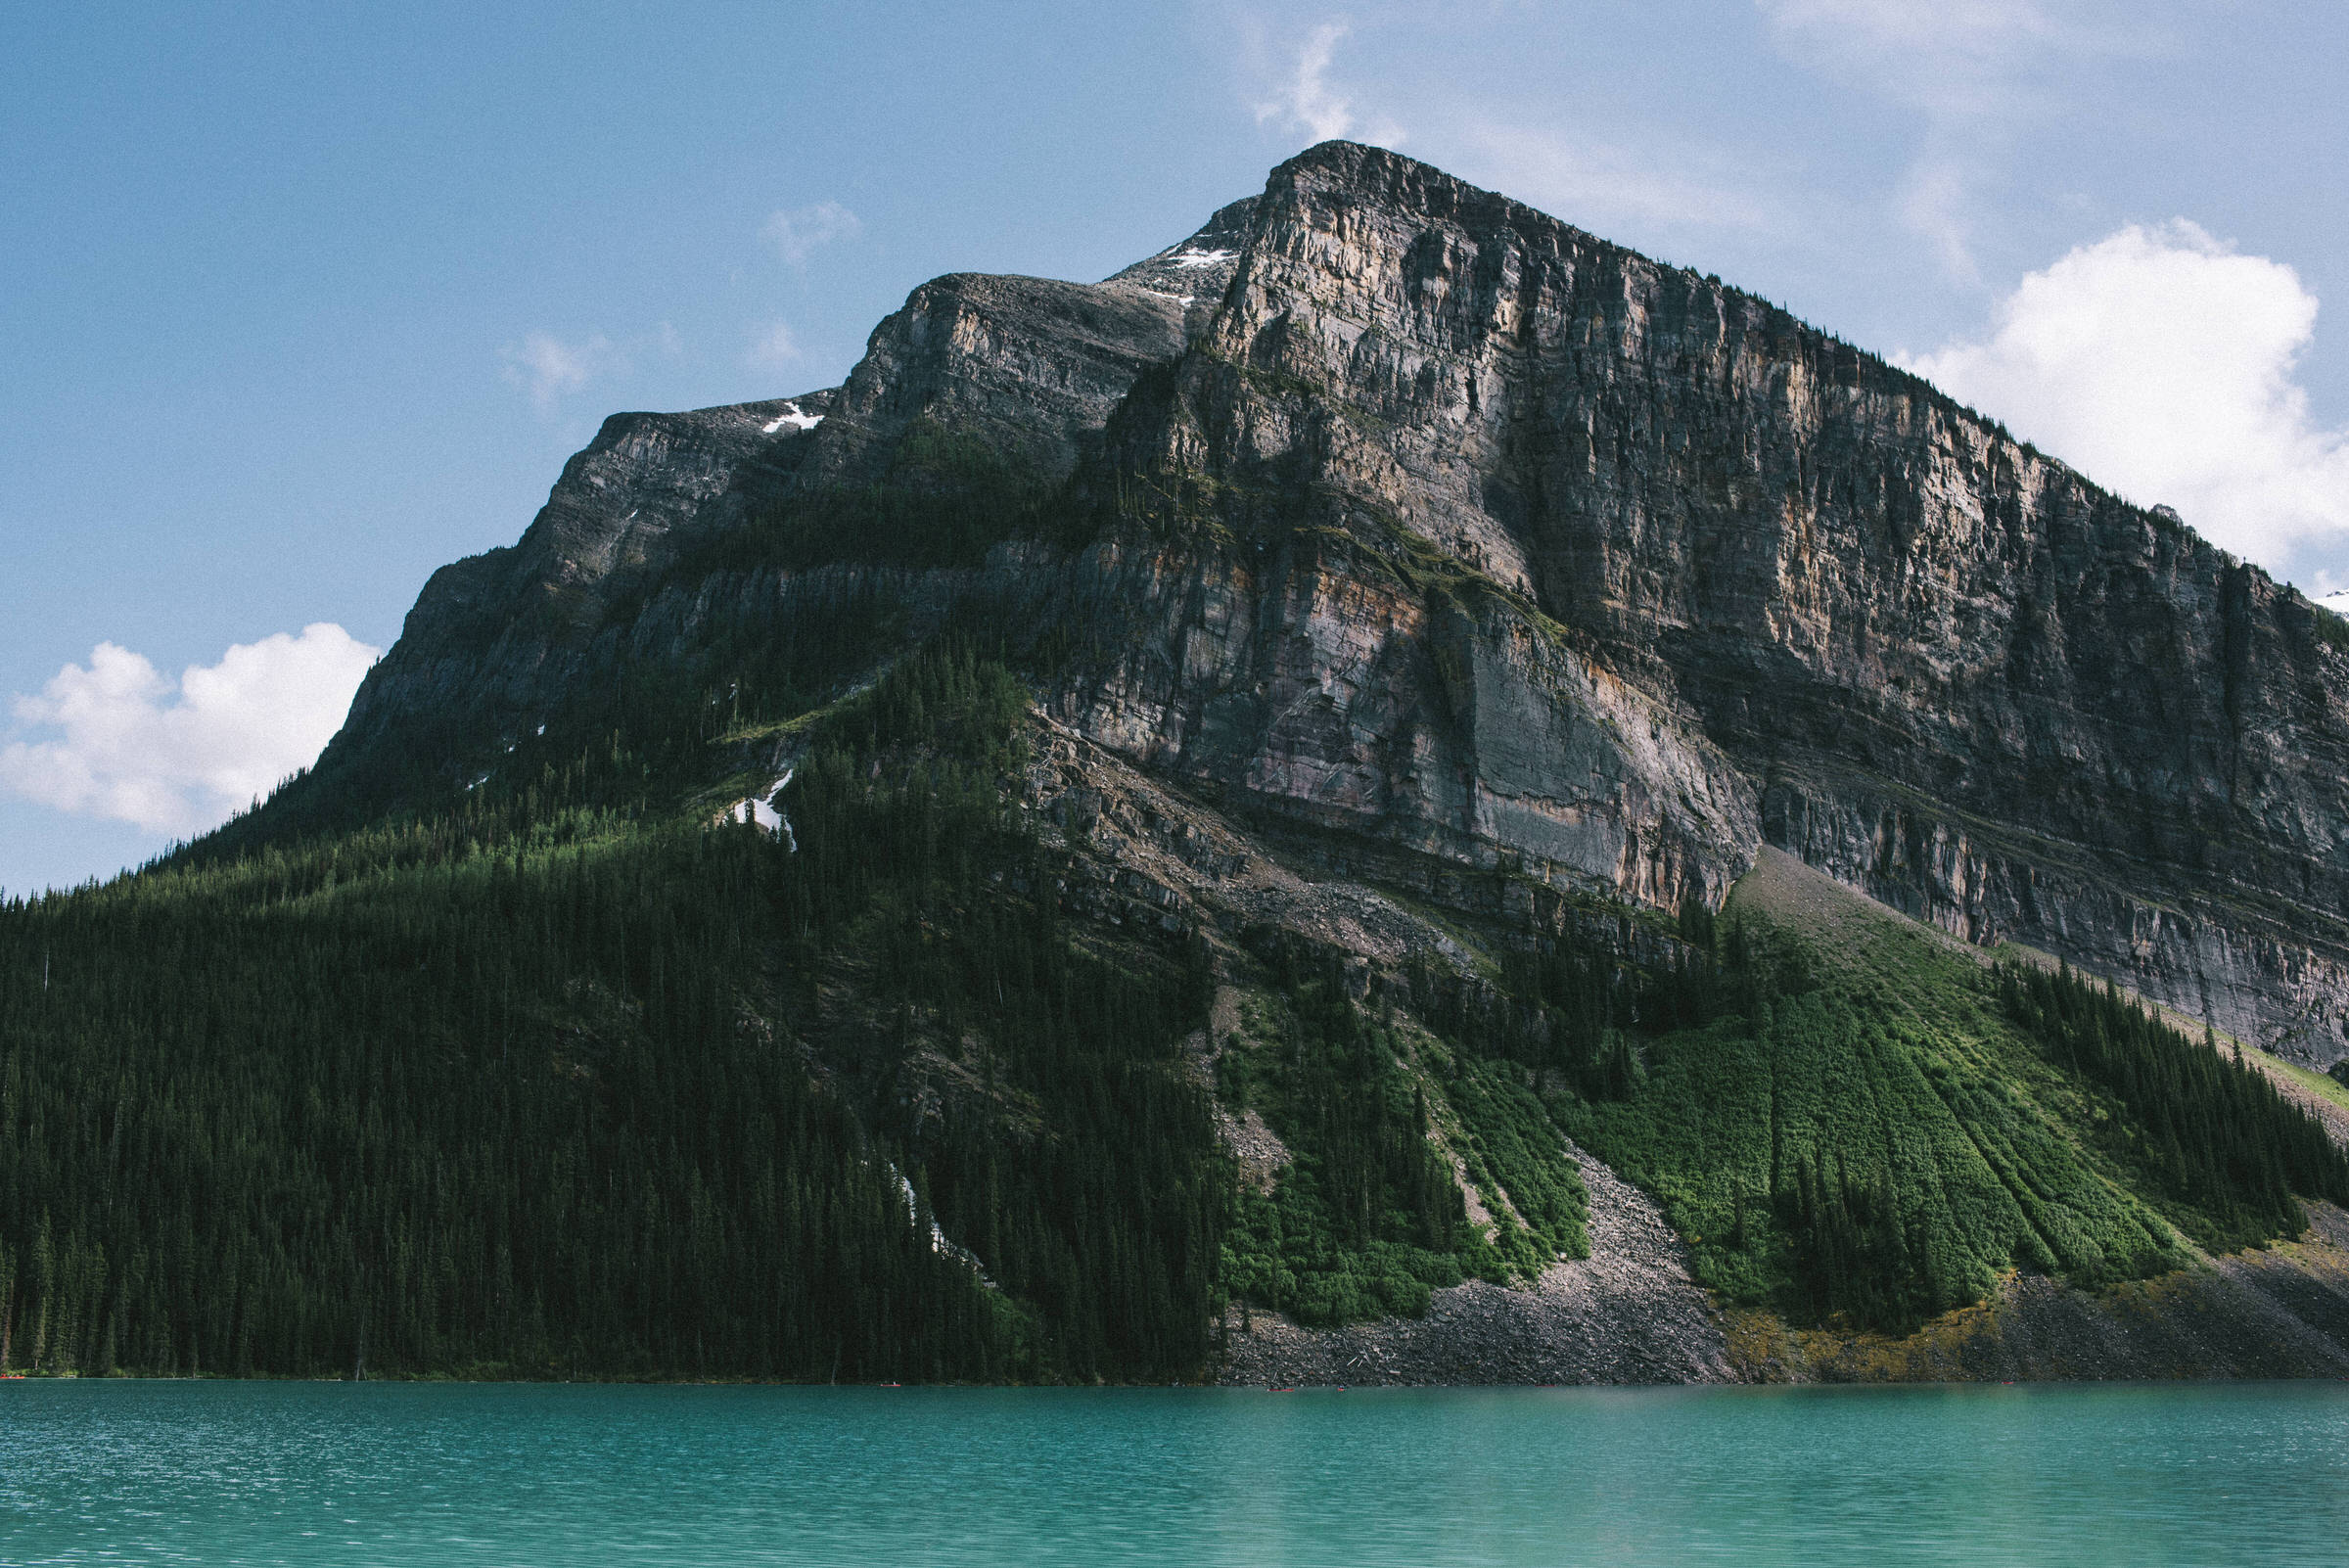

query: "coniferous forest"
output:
3 623 2346 1375
0 646 1224 1380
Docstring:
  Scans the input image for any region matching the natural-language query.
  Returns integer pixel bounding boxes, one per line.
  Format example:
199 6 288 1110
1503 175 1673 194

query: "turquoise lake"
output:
3 1381 2346 1565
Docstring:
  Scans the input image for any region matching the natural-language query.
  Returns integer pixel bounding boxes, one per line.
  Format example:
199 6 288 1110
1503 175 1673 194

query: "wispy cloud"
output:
762 200 862 263
499 325 684 412
1895 151 1982 282
1906 220 2349 576
1466 123 1778 236
743 319 803 369
1756 0 2150 278
0 625 381 836
1757 0 2077 116
1252 21 1404 149
501 331 624 410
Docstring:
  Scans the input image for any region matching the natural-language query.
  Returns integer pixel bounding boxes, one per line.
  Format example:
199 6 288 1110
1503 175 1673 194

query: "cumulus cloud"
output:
1906 221 2349 572
1253 22 1403 149
501 331 623 410
0 624 380 837
762 200 861 263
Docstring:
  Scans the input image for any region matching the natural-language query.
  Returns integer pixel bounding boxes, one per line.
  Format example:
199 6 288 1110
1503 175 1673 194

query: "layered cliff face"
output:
334 390 834 758
321 142 2349 1063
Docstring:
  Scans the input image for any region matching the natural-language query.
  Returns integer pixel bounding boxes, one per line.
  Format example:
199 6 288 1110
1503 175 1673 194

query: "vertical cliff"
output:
1049 142 2349 1060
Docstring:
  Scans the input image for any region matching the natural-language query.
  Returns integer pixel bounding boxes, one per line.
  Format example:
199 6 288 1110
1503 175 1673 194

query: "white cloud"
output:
0 624 381 837
502 331 623 410
762 200 862 263
744 319 803 369
1253 21 1404 149
1906 221 2349 572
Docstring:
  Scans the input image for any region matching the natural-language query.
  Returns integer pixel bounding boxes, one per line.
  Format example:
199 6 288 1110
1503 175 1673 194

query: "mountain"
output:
329 141 2349 1066
7 142 2349 1384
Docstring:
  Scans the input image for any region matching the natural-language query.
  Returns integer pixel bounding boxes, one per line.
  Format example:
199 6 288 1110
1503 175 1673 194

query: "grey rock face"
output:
797 273 1184 489
1059 141 2349 1059
1104 196 1256 341
331 203 1260 758
336 391 836 753
323 140 2349 1062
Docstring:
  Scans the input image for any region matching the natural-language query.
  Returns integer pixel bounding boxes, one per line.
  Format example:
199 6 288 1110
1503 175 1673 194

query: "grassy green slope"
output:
1206 841 2347 1340
1213 948 1589 1327
1548 849 2347 1333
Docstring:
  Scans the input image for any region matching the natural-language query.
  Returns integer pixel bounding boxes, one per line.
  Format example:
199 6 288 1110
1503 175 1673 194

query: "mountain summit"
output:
327 140 2349 1064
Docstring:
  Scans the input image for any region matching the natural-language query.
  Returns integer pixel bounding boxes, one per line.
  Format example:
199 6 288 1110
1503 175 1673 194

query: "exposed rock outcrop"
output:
334 390 837 756
1220 1141 1733 1386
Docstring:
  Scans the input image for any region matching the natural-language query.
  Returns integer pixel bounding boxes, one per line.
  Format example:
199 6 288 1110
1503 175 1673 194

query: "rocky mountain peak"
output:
1104 195 1258 312
305 142 2349 1065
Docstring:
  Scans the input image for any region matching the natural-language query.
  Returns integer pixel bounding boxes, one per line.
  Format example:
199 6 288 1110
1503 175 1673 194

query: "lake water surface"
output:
3 1381 2345 1566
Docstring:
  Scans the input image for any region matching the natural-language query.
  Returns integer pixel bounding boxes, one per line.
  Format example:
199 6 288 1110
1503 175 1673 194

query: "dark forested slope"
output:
0 649 1228 1380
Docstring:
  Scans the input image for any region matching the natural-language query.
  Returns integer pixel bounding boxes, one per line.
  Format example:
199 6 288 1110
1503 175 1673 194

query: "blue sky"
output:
6 0 2347 894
